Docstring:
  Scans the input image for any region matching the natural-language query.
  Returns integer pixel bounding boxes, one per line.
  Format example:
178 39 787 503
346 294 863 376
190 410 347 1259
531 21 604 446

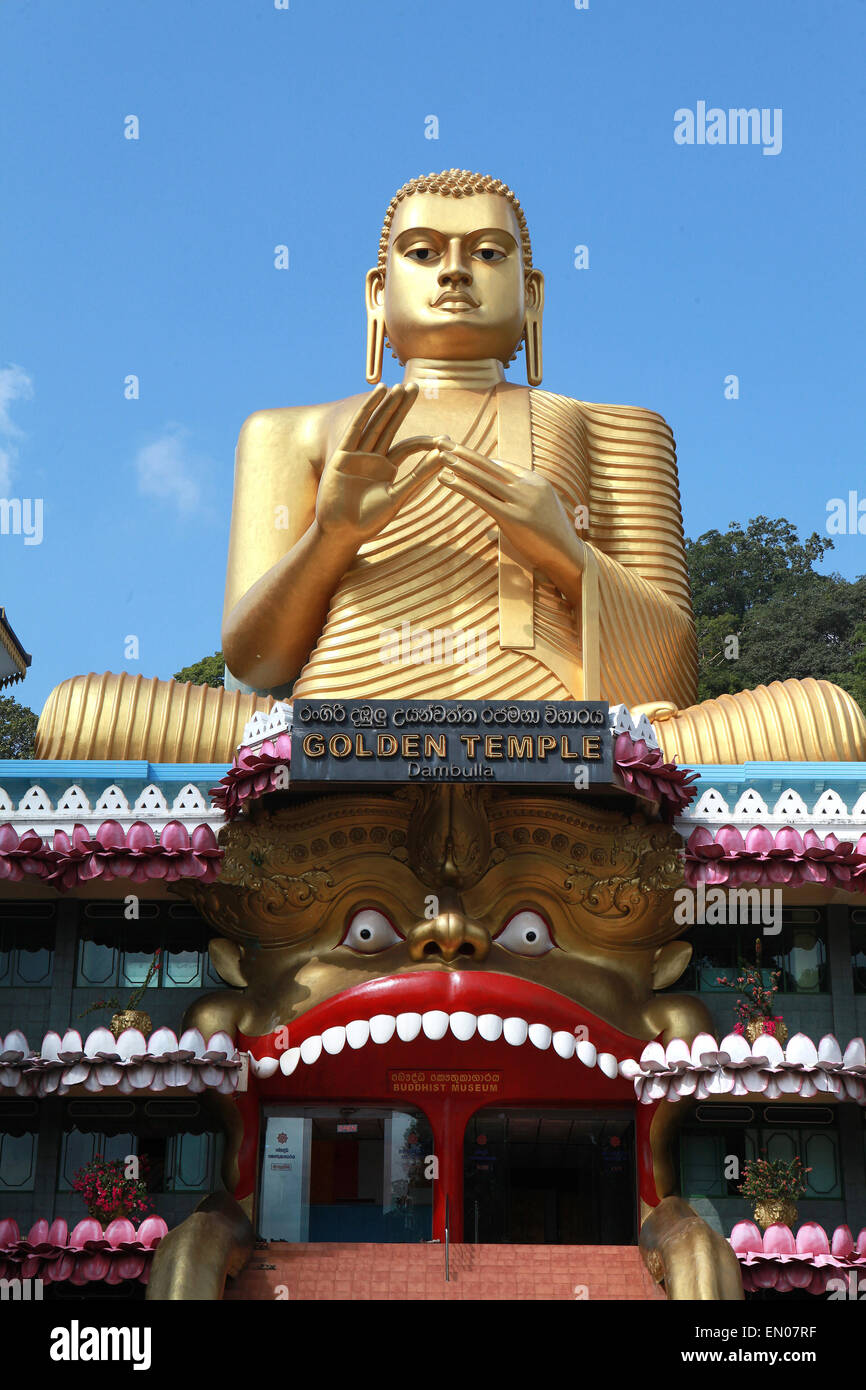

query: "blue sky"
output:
2 0 864 713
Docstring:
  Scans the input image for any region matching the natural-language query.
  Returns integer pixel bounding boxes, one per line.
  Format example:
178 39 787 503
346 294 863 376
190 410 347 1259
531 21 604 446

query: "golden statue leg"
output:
649 677 866 764
640 1197 744 1301
146 1189 254 1301
35 672 272 763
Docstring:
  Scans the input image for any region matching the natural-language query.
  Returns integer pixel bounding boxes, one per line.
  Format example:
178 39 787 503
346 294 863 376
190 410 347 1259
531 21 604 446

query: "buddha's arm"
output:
583 542 698 710
437 438 697 708
222 404 357 692
223 387 441 692
577 400 699 709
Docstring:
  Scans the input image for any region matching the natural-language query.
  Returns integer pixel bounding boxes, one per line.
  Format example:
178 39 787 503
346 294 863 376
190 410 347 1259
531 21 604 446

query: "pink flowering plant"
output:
738 1155 810 1203
72 1153 153 1224
716 939 784 1033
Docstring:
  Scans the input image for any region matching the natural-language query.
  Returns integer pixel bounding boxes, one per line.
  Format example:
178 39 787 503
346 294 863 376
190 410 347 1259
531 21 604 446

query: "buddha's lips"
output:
242 971 648 1081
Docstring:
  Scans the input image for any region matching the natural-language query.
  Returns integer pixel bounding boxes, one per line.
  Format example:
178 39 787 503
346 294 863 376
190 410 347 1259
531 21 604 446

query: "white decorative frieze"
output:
18 785 51 814
171 783 208 814
773 787 809 821
812 788 850 821
132 784 169 815
608 704 659 750
733 788 769 819
692 788 729 821
56 785 91 814
94 785 130 814
239 700 293 750
679 778 866 841
0 779 222 838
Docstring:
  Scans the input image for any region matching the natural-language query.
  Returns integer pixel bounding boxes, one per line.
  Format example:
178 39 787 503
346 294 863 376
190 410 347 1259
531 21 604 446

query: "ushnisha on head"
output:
365 170 544 385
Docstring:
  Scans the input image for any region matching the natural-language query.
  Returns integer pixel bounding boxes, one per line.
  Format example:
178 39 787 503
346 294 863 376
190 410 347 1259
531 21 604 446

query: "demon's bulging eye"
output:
495 911 555 957
342 909 402 954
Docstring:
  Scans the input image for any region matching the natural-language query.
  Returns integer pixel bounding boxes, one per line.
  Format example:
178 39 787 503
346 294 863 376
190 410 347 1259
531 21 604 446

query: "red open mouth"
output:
242 971 647 1085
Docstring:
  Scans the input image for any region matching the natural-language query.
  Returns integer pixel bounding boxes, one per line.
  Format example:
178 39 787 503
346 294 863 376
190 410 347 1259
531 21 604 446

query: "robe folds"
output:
291 385 699 710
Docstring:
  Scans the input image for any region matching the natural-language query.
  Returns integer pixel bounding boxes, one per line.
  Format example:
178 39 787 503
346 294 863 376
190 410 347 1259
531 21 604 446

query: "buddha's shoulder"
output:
237 392 372 456
531 387 674 434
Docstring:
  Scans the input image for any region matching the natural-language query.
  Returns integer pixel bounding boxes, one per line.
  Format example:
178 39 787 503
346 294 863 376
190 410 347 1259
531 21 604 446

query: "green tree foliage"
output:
0 694 39 758
173 652 225 687
686 517 866 713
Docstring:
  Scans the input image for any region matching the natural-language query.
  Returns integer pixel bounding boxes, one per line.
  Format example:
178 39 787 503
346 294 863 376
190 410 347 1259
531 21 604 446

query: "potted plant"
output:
78 948 162 1039
738 1154 810 1230
72 1153 153 1225
715 938 788 1045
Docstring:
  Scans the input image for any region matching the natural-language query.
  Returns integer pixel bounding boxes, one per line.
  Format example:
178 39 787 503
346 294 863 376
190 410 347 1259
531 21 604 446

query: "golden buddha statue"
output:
36 169 866 763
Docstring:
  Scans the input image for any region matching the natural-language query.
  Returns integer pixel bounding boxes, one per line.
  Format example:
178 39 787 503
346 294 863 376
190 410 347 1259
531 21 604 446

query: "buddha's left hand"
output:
438 444 584 604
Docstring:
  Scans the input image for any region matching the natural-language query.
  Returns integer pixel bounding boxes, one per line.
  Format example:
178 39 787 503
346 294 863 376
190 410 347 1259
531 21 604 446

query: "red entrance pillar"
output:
429 1094 486 1243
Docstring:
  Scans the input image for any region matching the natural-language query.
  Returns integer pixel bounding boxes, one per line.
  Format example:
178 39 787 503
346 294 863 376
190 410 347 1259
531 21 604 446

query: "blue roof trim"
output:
0 760 229 801
0 761 229 780
687 762 866 799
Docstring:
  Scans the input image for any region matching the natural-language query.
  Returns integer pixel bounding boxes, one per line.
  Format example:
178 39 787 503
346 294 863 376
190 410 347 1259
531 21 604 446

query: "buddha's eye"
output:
342 909 403 954
405 246 439 263
473 246 505 262
495 911 555 957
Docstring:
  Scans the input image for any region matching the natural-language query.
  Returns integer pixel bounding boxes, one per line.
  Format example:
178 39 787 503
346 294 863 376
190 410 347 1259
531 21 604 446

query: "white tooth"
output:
576 1040 597 1068
449 1012 477 1042
528 1023 552 1051
300 1035 322 1065
370 1014 396 1044
422 1010 449 1041
280 1047 300 1076
396 1012 422 1042
254 1055 279 1078
552 1031 575 1059
346 1019 370 1049
597 1052 618 1079
322 1026 346 1055
503 1017 528 1046
478 1014 503 1042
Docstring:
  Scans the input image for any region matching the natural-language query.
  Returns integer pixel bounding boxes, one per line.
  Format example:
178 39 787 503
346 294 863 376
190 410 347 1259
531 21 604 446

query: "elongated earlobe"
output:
524 269 545 386
365 268 386 384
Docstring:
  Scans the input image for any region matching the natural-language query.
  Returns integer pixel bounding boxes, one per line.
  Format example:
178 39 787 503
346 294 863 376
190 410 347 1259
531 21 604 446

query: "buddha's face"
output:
376 191 542 364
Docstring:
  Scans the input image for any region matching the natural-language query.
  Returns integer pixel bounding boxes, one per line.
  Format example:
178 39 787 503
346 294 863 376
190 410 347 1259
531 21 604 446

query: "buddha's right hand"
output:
315 383 447 546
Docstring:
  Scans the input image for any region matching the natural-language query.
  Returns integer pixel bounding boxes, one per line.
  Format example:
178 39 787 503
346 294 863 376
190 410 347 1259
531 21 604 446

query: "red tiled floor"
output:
227 1243 664 1301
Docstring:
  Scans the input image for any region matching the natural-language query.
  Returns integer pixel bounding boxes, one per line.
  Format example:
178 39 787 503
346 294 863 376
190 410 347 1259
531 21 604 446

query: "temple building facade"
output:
1 704 864 1299
3 170 864 1302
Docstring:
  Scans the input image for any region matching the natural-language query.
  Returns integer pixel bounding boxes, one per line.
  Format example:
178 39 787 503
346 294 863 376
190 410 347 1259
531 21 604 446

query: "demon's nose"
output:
406 910 490 963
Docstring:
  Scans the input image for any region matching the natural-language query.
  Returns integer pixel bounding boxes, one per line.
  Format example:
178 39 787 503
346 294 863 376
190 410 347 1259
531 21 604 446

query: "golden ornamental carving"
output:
180 787 683 955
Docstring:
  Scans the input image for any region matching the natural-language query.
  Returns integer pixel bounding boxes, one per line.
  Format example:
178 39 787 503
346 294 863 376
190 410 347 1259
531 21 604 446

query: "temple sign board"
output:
290 699 611 785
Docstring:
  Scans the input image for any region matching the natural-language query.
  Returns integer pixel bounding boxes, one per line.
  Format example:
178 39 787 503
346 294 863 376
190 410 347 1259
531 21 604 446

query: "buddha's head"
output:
366 169 544 382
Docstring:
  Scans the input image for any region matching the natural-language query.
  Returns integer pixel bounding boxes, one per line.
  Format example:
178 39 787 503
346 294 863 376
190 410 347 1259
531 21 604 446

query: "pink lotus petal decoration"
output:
211 731 292 819
0 818 223 892
729 1221 866 1294
685 822 866 892
612 732 698 818
0 1215 168 1284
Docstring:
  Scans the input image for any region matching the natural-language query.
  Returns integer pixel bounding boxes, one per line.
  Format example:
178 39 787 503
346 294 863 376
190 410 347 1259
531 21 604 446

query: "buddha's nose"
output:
438 240 472 286
406 908 490 963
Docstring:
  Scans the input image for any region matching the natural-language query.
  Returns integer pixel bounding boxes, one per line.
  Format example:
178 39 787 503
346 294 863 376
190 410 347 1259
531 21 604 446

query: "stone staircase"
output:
225 1243 665 1301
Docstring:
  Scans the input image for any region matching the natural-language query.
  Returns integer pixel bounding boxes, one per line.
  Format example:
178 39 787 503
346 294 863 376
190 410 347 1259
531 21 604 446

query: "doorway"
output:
463 1108 635 1244
259 1105 434 1242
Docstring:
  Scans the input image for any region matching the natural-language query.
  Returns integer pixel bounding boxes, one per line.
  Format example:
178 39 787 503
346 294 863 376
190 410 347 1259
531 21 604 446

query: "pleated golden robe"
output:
291 385 698 709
